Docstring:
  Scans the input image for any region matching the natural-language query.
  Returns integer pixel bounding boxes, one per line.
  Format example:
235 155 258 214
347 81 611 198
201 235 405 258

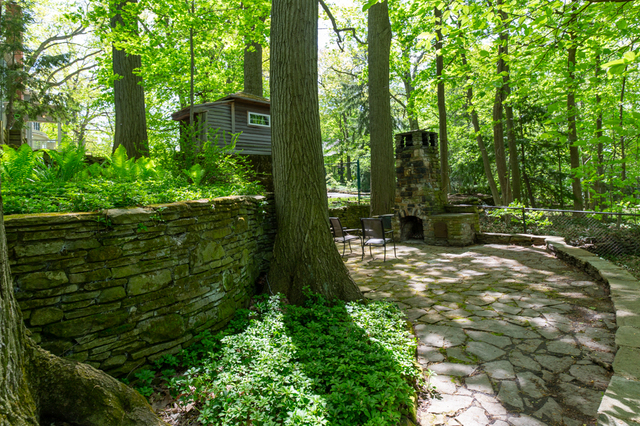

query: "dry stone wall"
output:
7 196 275 376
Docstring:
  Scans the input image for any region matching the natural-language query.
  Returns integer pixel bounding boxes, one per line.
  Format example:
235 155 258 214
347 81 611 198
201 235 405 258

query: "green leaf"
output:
623 51 636 62
362 0 379 12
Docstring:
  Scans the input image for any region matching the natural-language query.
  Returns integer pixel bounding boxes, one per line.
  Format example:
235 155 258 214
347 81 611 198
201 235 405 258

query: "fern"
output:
104 145 159 182
182 164 206 186
0 144 44 183
45 142 87 182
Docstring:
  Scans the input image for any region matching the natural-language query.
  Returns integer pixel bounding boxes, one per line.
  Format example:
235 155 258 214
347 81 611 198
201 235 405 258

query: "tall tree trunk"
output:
492 0 510 205
497 4 521 202
461 52 501 205
111 0 149 159
267 0 363 304
434 6 450 196
594 55 605 206
492 83 509 204
368 0 394 215
0 180 165 426
567 35 583 211
243 41 263 97
401 51 419 130
618 72 627 182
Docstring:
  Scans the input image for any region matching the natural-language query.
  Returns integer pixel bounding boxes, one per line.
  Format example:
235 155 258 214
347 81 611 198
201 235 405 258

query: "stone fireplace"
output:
391 130 478 246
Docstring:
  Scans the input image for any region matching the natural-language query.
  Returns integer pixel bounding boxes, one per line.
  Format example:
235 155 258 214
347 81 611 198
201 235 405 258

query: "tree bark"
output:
0 179 166 425
461 52 501 206
111 0 149 159
567 36 583 211
497 3 521 202
243 41 263 97
492 88 509 204
492 0 510 205
594 55 605 205
401 51 419 130
267 0 363 305
368 0 394 215
434 6 450 196
618 72 627 182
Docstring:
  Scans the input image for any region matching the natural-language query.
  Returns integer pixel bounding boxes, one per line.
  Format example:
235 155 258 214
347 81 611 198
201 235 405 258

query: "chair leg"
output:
362 242 365 260
369 245 373 260
383 244 386 262
393 241 397 258
348 240 352 253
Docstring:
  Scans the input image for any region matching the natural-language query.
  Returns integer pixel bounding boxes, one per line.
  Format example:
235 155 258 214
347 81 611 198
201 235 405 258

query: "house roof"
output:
171 92 270 121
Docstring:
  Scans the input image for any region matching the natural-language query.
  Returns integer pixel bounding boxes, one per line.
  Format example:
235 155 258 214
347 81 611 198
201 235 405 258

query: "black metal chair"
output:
360 217 397 261
329 217 361 256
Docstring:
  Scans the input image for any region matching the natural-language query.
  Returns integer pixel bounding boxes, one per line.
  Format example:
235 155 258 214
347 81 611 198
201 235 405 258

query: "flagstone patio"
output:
343 242 618 426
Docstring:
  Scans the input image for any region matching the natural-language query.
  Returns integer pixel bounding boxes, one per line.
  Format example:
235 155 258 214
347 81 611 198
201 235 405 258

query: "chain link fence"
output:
479 206 640 259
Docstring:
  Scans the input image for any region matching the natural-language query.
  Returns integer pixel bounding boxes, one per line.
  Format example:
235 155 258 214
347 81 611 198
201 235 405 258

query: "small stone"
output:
492 302 522 315
547 339 581 356
417 345 445 363
456 407 489 426
534 354 574 373
404 308 428 321
447 347 474 364
475 393 506 416
418 311 446 324
465 330 512 348
509 414 548 426
484 360 516 379
569 364 610 389
466 341 506 361
413 324 467 348
497 380 523 409
427 395 473 414
518 339 542 353
533 397 563 423
517 372 548 399
428 374 456 394
30 307 64 326
429 363 477 377
465 374 494 394
509 350 541 371
559 382 602 417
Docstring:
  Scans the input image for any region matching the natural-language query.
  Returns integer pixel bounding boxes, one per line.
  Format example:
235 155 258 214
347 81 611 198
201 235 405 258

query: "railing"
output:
478 205 640 258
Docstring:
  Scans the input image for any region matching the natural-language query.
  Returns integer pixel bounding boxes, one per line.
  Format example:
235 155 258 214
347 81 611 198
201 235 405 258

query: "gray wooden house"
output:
171 92 271 155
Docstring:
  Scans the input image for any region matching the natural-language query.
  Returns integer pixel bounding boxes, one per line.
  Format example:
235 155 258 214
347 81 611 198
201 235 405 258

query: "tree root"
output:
30 342 167 426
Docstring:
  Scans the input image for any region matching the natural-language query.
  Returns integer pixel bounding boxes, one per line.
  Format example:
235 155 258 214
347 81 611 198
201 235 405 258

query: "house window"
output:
32 122 40 131
248 111 270 127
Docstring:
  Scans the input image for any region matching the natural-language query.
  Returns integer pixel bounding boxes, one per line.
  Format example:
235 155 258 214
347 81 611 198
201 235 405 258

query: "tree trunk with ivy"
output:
267 0 363 305
0 182 166 425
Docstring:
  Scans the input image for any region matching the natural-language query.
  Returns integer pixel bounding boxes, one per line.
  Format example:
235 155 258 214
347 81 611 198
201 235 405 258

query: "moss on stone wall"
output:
8 196 276 376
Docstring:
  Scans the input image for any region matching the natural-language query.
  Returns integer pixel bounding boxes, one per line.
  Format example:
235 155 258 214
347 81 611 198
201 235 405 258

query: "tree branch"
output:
31 24 86 63
44 64 98 88
318 0 367 51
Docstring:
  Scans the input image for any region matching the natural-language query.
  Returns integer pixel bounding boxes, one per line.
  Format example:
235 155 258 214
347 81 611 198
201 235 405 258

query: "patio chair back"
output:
329 217 345 238
361 217 385 240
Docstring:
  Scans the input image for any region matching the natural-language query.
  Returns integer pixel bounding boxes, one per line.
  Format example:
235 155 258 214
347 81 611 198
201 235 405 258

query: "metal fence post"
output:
357 158 361 205
522 207 527 234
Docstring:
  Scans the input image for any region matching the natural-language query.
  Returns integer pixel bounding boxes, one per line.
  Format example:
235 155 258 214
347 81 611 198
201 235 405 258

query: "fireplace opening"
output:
400 216 424 241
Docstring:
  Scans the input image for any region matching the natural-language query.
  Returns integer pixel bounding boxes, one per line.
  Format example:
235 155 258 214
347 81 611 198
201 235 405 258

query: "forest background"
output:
1 0 639 212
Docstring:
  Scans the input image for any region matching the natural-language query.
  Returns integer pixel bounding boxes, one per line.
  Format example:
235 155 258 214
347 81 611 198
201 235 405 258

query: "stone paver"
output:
343 243 616 425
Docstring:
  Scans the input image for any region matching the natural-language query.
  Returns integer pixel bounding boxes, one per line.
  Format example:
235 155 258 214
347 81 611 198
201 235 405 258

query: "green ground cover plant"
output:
0 140 263 214
140 292 423 426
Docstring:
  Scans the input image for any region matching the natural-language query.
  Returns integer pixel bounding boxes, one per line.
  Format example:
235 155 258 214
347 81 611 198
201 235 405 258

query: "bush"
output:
163 293 422 426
